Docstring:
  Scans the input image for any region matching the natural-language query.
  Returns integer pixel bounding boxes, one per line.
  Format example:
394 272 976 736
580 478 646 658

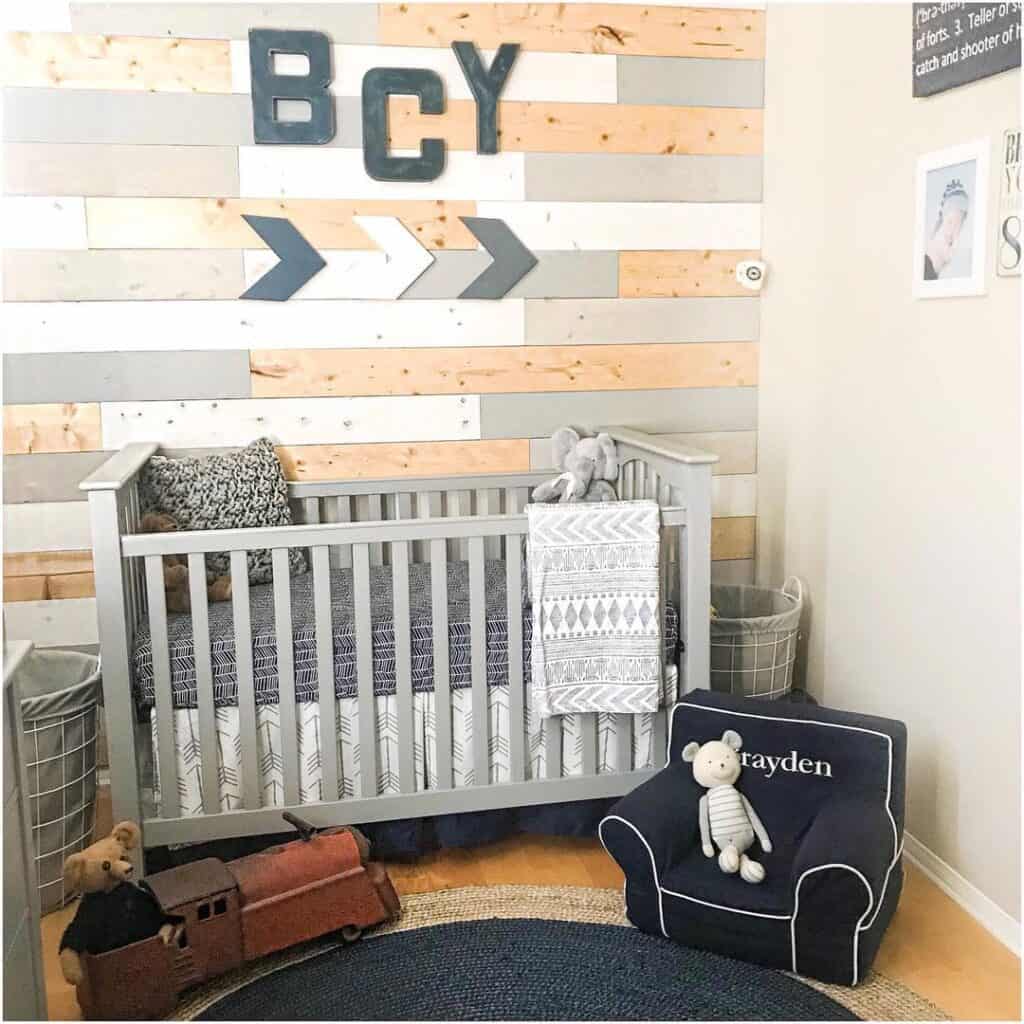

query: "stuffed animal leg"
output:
684 730 772 884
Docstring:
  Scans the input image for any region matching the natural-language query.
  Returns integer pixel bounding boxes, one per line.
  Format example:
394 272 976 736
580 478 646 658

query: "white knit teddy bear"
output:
682 729 772 884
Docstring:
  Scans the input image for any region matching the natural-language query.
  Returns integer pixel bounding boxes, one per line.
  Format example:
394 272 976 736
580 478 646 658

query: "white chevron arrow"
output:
242 215 434 299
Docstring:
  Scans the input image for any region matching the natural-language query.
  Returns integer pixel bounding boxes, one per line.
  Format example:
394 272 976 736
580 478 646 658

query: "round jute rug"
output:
173 885 948 1021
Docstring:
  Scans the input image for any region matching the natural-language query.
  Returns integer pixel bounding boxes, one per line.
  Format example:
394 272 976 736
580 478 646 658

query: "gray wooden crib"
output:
81 427 716 859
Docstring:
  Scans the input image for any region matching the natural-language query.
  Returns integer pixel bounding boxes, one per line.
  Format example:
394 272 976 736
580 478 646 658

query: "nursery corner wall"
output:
1 2 764 648
759 3 1021 936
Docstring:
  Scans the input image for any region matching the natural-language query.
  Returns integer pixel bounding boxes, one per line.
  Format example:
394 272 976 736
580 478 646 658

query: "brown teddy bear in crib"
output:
140 512 232 613
58 822 181 987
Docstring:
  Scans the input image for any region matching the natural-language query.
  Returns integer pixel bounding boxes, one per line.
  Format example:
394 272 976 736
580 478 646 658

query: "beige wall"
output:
759 3 1021 924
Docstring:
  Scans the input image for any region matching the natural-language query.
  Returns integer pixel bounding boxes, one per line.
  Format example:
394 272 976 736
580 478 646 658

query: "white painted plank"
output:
1 299 526 352
240 147 525 200
0 197 86 249
711 474 756 518
0 2 70 31
2 598 97 647
100 395 481 448
230 41 617 103
3 501 92 553
476 201 762 251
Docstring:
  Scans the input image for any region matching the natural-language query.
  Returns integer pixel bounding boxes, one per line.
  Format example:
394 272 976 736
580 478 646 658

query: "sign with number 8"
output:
997 128 1021 276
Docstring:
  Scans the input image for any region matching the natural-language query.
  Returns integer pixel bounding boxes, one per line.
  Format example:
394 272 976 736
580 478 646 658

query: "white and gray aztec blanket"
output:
526 499 662 718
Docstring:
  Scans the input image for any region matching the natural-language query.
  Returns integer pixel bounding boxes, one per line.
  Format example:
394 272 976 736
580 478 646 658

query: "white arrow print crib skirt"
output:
526 499 662 718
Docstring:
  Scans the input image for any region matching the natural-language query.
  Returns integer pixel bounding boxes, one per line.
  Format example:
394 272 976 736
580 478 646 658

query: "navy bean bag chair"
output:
599 690 906 985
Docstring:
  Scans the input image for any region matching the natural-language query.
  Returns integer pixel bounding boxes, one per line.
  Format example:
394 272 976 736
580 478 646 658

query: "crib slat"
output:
581 713 598 775
270 548 300 805
622 463 635 501
636 462 648 500
332 496 352 570
396 492 413 521
311 545 339 802
145 555 178 820
477 488 500 559
447 490 470 561
230 550 260 811
505 536 525 783
429 538 453 789
392 541 415 794
303 497 320 525
367 494 384 566
352 543 377 797
414 491 441 564
468 536 488 787
187 552 220 816
615 715 633 772
543 717 561 779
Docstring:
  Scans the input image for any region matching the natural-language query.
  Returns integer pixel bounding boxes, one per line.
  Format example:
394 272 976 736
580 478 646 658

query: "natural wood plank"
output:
275 440 531 481
84 198 478 250
389 97 762 156
4 550 92 578
620 249 762 297
378 5 766 59
3 572 95 602
2 403 102 455
711 515 755 560
2 32 231 93
250 343 758 398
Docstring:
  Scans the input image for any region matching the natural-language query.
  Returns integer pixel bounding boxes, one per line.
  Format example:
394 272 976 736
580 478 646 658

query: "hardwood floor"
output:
38 795 1020 1021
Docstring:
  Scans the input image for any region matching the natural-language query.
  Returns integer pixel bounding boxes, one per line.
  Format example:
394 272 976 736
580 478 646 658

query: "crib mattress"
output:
133 560 679 710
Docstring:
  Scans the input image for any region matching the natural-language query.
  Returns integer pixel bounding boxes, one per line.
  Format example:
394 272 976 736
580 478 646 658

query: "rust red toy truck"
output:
74 816 401 1019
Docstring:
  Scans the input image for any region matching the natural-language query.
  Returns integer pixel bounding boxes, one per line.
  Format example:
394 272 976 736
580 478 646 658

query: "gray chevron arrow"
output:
240 215 327 301
458 216 539 300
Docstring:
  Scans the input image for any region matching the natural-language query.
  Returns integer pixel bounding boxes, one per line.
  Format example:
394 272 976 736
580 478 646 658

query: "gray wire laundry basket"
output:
710 577 803 700
16 650 102 914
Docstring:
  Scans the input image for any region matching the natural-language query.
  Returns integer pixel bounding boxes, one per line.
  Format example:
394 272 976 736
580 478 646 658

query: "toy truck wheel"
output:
340 925 362 943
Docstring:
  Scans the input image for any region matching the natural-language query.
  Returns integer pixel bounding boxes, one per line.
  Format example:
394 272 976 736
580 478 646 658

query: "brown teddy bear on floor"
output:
58 822 181 987
140 512 232 613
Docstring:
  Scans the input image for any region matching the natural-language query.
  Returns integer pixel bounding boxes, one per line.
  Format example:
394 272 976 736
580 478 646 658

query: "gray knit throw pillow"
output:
139 438 307 585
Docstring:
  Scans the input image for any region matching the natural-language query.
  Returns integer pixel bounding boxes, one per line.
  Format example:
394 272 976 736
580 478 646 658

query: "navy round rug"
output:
194 918 854 1021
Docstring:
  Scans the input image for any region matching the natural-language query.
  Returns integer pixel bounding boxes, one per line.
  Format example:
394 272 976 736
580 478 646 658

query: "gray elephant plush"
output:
530 428 619 504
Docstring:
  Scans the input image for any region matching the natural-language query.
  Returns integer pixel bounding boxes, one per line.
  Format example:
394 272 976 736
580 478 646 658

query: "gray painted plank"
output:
2 350 251 403
525 297 759 345
3 250 245 302
2 454 111 504
525 153 763 202
2 89 362 148
529 430 757 477
481 388 758 439
3 143 238 197
617 56 764 108
271 548 300 806
711 558 755 585
70 3 378 41
402 250 618 300
229 550 260 811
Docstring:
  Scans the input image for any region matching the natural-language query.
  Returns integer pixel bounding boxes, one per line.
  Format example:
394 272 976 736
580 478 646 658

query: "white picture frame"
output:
913 138 990 299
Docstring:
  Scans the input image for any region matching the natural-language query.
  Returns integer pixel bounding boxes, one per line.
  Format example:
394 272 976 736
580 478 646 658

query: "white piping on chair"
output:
598 814 668 938
666 700 901 930
659 886 790 920
791 863 874 985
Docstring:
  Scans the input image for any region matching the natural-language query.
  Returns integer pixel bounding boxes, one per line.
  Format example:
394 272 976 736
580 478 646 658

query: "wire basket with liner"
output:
709 577 803 700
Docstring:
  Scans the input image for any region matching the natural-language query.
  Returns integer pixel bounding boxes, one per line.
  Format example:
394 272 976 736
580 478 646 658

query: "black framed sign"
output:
913 3 1021 97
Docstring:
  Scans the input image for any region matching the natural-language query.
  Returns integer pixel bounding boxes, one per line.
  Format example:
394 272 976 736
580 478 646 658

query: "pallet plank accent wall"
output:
2 2 764 644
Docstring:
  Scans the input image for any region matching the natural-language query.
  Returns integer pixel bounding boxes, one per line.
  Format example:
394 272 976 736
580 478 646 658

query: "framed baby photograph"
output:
913 138 990 298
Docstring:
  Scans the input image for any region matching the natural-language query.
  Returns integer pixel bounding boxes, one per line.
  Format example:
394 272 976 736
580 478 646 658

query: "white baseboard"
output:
903 832 1021 956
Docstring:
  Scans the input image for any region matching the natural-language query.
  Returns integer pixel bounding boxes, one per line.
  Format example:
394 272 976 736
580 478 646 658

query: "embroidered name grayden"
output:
740 750 833 779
